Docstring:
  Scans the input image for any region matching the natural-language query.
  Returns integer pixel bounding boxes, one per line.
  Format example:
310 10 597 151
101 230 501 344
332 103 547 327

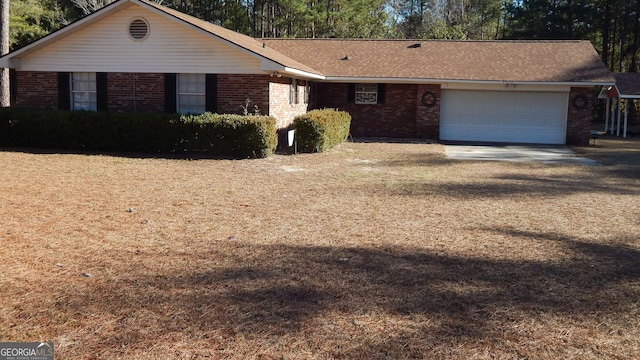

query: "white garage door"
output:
440 90 568 144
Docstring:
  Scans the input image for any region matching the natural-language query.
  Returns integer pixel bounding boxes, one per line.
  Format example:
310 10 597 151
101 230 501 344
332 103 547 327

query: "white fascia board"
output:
322 77 434 84
1 0 129 64
283 67 325 80
323 77 616 87
260 60 324 80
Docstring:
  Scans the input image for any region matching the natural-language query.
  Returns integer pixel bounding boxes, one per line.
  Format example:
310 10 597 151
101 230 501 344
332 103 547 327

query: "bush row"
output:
0 108 277 158
292 109 351 153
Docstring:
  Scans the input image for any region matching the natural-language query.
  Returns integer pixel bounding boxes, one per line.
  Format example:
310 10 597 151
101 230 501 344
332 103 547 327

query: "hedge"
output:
292 109 351 153
0 108 277 158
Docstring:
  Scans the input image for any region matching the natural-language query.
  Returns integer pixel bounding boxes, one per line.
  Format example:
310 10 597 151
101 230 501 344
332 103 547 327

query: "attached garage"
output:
440 88 569 144
0 3 616 146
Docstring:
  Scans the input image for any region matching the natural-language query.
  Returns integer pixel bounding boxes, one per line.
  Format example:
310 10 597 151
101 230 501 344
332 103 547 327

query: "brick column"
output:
566 87 593 146
416 84 441 139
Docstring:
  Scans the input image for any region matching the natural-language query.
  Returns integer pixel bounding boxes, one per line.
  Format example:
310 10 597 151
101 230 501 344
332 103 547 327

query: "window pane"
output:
177 73 206 114
178 94 205 114
73 93 97 111
71 72 97 111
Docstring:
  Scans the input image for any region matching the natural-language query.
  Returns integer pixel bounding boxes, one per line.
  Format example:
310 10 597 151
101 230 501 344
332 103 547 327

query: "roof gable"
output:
612 72 640 98
0 0 321 76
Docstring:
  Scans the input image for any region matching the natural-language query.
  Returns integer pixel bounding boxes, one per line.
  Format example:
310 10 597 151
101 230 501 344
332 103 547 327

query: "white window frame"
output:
355 84 378 104
177 73 206 114
71 72 97 111
304 82 310 104
290 78 299 105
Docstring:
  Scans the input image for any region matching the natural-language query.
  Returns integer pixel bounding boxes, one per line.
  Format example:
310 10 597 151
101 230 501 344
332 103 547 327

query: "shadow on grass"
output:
58 231 640 356
372 170 640 198
0 146 258 160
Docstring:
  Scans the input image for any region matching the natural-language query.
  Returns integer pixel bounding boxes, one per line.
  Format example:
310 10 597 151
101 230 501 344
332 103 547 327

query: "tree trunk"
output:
629 0 640 71
1 0 10 107
602 0 611 70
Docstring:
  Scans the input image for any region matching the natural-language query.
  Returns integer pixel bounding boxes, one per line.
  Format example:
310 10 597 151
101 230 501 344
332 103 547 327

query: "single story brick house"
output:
0 0 615 145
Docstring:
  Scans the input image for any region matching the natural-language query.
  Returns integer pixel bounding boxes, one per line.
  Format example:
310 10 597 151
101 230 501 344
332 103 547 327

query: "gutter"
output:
322 77 616 87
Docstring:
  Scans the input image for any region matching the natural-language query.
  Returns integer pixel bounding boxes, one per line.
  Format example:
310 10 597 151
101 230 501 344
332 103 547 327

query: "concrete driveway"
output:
444 145 599 165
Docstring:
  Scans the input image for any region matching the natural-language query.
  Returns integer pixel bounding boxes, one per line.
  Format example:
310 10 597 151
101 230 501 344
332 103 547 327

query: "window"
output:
289 78 299 104
71 72 97 111
177 73 206 114
355 84 378 104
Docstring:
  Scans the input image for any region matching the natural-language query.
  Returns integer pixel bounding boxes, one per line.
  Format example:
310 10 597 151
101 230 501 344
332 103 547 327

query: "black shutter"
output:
58 72 70 110
96 72 108 112
205 74 217 113
347 83 355 103
9 69 16 106
377 84 385 104
164 73 177 113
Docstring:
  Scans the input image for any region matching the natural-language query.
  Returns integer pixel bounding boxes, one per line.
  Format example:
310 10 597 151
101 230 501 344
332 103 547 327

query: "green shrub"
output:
181 113 277 158
0 108 277 158
292 109 351 153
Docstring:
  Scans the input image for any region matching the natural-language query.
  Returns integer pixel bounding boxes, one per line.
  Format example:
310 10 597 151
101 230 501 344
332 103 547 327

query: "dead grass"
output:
1 137 639 359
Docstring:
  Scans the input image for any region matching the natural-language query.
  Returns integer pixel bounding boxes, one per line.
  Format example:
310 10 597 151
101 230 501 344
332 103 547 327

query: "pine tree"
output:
1 0 9 107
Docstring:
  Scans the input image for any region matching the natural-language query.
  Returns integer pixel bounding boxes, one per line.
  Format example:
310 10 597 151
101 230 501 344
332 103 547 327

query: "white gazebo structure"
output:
600 72 640 137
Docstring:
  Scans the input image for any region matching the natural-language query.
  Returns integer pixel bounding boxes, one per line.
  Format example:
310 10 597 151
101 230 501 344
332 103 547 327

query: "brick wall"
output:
217 74 270 116
315 83 418 138
269 77 310 129
13 71 165 112
566 87 593 146
416 84 441 139
14 71 58 109
107 73 164 112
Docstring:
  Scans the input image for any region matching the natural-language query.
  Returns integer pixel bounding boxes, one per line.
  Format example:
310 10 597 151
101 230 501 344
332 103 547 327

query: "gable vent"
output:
129 19 149 41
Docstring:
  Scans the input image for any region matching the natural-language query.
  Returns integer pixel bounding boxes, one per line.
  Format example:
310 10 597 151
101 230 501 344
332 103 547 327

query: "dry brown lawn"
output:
1 135 639 359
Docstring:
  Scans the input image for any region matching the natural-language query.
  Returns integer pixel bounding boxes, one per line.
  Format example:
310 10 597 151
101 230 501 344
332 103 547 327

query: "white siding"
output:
16 3 262 74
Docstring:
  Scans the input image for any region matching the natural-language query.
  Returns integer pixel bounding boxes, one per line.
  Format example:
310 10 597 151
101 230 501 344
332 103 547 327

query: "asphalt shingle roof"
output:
613 72 640 96
1 0 615 86
261 39 614 84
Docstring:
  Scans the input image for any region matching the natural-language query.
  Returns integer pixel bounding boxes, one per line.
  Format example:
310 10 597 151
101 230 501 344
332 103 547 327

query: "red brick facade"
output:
14 71 58 109
416 84 441 139
107 73 165 113
315 83 421 138
12 71 592 145
566 87 593 146
12 71 307 130
217 74 271 115
268 77 310 129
